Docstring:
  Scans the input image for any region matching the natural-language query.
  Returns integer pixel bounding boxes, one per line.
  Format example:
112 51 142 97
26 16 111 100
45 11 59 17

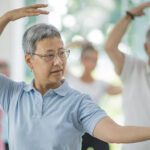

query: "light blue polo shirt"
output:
0 74 107 150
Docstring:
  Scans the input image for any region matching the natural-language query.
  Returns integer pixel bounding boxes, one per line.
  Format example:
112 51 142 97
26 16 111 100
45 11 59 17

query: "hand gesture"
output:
5 4 49 21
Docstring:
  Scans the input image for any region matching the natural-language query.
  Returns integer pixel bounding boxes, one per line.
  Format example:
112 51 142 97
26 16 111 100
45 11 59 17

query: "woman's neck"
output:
80 71 94 83
34 80 61 95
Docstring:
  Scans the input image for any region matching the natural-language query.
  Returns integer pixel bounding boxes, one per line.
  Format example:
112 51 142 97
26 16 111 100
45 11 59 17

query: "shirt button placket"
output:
34 92 43 118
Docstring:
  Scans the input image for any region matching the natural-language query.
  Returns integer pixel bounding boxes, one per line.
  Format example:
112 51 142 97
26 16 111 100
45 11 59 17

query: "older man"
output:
105 2 150 150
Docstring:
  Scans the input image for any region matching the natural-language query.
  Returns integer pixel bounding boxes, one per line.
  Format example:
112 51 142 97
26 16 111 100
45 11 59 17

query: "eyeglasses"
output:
30 49 70 62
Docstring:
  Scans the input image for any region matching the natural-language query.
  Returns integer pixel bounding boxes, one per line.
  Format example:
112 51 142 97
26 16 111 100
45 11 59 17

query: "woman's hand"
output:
5 4 49 21
129 2 150 17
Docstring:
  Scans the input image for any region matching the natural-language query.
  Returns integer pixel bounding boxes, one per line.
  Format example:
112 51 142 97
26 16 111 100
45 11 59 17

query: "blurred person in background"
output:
105 2 150 150
0 60 10 150
66 40 122 150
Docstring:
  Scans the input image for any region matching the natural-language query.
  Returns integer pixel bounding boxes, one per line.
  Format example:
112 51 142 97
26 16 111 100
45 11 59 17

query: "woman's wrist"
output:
126 11 135 20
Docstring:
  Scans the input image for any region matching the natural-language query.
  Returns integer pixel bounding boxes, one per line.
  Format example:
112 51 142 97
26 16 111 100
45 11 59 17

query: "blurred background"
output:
0 0 150 149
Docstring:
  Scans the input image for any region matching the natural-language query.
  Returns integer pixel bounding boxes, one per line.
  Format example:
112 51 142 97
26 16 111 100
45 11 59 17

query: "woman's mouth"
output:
51 70 63 75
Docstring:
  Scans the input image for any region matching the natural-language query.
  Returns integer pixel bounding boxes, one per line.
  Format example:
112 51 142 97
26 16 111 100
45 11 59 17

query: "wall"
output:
0 0 24 81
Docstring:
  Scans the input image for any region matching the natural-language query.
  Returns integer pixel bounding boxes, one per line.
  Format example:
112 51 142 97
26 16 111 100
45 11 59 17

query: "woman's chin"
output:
48 76 63 85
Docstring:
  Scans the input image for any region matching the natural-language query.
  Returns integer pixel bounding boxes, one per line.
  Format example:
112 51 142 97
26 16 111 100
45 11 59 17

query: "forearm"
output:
107 85 122 95
104 14 133 74
0 12 11 35
0 4 49 36
105 15 132 51
113 126 150 144
94 117 150 144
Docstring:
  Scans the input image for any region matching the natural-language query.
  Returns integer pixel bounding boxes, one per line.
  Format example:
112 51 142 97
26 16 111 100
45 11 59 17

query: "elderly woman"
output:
1 4 150 150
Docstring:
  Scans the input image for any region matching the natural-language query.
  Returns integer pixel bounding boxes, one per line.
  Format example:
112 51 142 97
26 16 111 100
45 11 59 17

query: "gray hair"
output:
146 28 150 43
22 23 61 54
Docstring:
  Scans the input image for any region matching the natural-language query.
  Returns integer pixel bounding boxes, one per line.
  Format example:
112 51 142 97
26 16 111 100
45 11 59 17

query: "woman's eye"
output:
48 54 54 58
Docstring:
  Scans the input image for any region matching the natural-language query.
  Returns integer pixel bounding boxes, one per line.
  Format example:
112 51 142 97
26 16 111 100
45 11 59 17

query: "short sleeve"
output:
78 94 107 135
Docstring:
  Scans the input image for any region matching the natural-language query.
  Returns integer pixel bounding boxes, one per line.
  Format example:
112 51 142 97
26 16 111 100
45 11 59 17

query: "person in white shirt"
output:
105 2 150 150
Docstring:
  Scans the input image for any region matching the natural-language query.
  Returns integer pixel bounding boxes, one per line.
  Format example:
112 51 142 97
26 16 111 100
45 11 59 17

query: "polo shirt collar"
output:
53 80 69 96
23 81 35 92
23 79 70 96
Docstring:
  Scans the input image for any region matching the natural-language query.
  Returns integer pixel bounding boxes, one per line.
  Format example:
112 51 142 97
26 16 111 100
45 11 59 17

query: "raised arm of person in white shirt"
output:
105 2 150 75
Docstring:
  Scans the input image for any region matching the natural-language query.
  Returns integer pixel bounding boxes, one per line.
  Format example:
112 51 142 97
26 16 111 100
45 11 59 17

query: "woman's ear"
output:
25 54 33 70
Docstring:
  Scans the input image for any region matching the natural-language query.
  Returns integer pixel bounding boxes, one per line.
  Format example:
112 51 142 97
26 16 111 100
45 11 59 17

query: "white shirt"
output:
66 73 109 104
121 54 150 150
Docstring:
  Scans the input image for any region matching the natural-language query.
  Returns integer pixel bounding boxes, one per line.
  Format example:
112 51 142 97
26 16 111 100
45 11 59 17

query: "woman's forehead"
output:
36 37 64 52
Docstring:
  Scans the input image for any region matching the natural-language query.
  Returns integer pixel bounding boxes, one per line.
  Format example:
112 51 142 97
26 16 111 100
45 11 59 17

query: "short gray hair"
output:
22 23 61 54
